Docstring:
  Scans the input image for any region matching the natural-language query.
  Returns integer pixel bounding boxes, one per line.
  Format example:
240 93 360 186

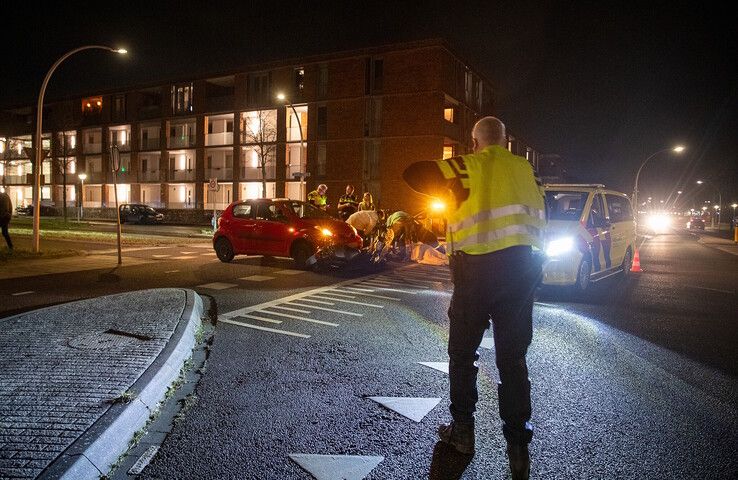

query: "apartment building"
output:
0 39 542 222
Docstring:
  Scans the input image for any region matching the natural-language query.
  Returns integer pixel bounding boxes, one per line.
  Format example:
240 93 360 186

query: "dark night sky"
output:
1 1 735 208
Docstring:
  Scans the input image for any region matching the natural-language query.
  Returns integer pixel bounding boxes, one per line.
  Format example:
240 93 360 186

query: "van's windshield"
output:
545 191 589 221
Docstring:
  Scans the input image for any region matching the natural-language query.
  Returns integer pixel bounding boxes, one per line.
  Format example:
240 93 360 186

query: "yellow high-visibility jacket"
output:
437 145 546 255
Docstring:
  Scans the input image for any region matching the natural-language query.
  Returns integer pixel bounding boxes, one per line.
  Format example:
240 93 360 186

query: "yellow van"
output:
542 184 636 292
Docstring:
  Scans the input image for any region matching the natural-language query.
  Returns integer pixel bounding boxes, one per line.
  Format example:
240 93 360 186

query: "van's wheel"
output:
620 248 633 277
215 238 234 263
575 257 592 292
292 243 314 270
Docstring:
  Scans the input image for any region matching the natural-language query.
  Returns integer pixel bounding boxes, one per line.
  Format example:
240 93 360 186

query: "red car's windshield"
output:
284 201 333 220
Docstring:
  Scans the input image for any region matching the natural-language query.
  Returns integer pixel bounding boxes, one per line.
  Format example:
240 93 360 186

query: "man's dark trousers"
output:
447 245 539 446
1 219 11 249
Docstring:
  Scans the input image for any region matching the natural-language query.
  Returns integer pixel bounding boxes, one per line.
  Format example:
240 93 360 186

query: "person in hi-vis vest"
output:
403 117 546 480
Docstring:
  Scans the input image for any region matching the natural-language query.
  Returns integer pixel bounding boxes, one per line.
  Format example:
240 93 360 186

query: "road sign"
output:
208 178 219 191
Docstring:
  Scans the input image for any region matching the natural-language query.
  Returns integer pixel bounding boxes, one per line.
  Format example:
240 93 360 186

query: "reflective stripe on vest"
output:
453 224 542 251
448 204 546 233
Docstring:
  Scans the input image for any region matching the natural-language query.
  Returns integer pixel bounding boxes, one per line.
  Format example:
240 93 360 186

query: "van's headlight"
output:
546 237 575 257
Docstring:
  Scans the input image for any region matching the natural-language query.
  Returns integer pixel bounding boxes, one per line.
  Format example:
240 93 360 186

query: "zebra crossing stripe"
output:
287 302 364 317
219 318 310 338
258 309 339 326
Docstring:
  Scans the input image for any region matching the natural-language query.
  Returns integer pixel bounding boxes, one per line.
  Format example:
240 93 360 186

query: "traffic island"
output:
0 288 203 480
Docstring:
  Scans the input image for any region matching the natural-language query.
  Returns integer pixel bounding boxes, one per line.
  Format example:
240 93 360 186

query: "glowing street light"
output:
78 173 87 221
276 92 307 201
31 45 127 252
633 145 685 221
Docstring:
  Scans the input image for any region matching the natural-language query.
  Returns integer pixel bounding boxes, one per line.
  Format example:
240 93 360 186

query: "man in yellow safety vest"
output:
307 184 329 210
403 116 546 480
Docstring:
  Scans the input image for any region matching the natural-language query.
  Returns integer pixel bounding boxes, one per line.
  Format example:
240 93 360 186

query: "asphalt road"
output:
1 230 736 478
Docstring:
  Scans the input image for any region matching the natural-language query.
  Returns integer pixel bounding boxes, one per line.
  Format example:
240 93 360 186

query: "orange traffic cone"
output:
630 248 642 272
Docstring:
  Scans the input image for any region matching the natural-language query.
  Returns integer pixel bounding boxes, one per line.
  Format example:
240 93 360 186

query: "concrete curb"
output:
37 289 204 480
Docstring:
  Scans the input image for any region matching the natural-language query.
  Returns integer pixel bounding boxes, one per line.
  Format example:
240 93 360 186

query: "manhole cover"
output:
67 332 137 350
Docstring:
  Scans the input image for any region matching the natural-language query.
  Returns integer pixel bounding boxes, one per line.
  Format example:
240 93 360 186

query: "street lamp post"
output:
31 45 127 253
633 145 685 222
696 180 722 229
78 173 87 221
276 93 306 201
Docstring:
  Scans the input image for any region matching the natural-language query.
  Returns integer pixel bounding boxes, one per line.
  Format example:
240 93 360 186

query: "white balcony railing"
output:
168 136 196 149
205 168 233 181
85 142 102 154
140 170 161 182
205 132 233 146
169 169 195 182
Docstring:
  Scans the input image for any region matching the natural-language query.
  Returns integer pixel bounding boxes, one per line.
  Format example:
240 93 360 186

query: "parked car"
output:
686 217 705 230
15 204 56 216
213 198 363 268
119 204 164 224
542 184 637 292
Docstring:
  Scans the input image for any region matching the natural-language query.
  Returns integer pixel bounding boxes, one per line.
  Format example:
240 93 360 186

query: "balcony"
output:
140 138 161 151
205 167 233 181
241 165 275 180
168 136 196 149
168 169 195 182
85 143 103 154
2 174 29 185
140 170 161 182
84 172 106 184
138 105 161 120
205 132 234 146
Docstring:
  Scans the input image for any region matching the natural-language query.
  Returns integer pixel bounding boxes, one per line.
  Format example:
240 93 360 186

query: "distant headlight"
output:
546 237 575 257
646 214 672 232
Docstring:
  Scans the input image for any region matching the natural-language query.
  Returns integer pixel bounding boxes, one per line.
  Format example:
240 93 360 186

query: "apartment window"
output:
113 94 126 119
464 69 474 104
171 83 194 114
109 126 131 151
294 67 305 95
444 108 455 123
365 58 384 94
247 72 270 106
81 96 103 116
364 97 382 137
140 123 161 151
318 63 328 98
317 106 327 140
443 145 454 159
317 143 326 177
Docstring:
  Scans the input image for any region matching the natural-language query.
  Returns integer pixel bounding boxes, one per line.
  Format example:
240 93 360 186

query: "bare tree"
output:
242 110 277 198
54 132 75 222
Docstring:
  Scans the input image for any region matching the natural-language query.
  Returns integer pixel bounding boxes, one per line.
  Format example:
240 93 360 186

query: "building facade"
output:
0 39 542 223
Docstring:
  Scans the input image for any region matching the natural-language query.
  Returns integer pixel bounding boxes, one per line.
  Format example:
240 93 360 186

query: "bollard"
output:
734 226 738 244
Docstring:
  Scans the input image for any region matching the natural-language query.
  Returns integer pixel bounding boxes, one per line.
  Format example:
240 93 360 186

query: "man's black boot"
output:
506 443 530 480
437 421 475 454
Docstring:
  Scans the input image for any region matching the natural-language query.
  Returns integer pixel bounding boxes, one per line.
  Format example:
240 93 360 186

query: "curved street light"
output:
276 92 307 201
632 145 685 221
32 45 127 252
696 179 722 229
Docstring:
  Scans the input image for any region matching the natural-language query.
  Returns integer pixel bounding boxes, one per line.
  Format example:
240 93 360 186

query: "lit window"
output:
444 108 455 123
443 146 454 159
82 97 103 115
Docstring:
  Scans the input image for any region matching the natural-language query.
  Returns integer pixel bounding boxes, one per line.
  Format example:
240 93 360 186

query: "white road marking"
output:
328 289 401 301
270 305 313 314
418 362 449 374
180 251 197 254
257 309 339 326
352 284 418 295
219 318 310 338
240 314 283 324
480 337 494 349
368 396 441 422
319 291 356 299
299 298 337 306
172 256 196 260
239 275 276 282
164 270 180 274
152 254 171 258
11 291 34 296
287 302 364 317
197 282 238 290
343 286 376 293
311 294 384 308
289 454 383 480
201 252 217 256
275 269 306 275
377 275 435 286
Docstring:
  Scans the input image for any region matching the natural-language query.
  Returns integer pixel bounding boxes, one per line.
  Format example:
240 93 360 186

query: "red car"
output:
213 198 363 268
